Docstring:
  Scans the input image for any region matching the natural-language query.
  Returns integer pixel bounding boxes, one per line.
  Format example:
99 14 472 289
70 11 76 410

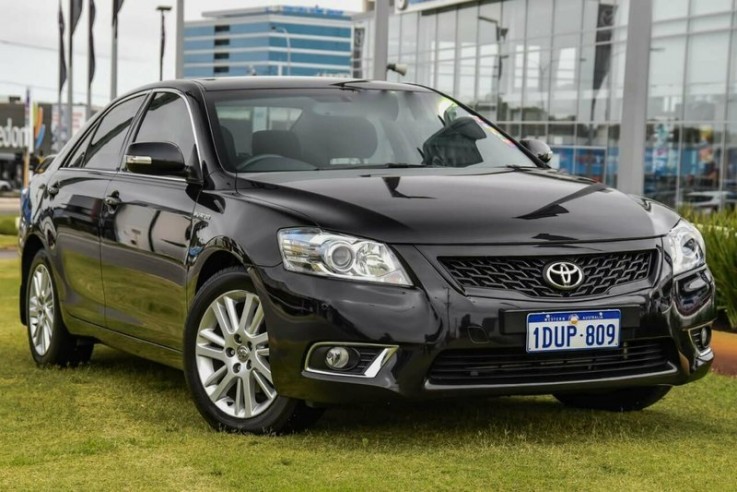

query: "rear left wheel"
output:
26 250 94 367
183 266 322 434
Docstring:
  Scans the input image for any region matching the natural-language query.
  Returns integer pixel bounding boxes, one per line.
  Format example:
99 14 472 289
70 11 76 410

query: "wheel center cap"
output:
236 345 249 362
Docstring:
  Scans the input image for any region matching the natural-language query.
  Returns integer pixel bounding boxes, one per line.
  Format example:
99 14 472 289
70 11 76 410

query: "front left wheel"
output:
183 266 322 434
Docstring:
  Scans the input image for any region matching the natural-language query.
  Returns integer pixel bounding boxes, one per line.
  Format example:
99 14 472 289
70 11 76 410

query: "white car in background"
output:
0 180 12 192
679 191 737 213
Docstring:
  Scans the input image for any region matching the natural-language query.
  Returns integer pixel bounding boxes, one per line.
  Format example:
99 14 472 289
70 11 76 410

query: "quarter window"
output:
84 95 146 170
64 130 94 168
133 92 197 164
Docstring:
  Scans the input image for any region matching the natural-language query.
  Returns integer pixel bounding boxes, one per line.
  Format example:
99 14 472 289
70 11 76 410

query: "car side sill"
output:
65 315 183 370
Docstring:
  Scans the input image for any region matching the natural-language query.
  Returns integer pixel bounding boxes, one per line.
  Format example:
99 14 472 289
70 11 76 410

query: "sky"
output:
0 0 364 107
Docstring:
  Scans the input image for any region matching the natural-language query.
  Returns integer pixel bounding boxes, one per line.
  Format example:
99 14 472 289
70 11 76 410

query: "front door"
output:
100 91 200 349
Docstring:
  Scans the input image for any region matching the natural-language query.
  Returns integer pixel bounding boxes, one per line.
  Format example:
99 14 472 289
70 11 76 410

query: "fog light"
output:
700 326 712 348
325 347 351 369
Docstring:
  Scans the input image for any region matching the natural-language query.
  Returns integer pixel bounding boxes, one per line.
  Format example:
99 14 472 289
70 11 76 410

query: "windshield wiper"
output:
504 164 539 170
381 162 431 168
320 162 432 170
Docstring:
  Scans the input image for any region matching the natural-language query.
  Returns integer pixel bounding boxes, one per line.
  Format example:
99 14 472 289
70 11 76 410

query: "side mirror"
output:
520 138 553 163
124 142 186 176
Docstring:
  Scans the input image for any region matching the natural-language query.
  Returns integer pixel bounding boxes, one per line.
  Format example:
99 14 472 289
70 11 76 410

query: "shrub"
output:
682 208 737 329
0 216 17 236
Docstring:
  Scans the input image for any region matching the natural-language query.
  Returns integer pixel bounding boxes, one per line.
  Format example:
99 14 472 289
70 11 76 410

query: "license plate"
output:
526 310 621 353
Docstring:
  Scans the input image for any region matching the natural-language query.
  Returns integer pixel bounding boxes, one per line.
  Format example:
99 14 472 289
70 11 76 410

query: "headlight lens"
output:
666 220 706 276
278 228 412 286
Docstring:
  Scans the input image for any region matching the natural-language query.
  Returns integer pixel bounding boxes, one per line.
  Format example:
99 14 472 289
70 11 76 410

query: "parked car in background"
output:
18 78 716 434
0 179 12 192
678 191 737 213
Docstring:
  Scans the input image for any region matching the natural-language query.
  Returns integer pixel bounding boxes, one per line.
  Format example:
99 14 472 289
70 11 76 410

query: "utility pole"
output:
87 0 95 120
67 0 75 140
175 0 184 78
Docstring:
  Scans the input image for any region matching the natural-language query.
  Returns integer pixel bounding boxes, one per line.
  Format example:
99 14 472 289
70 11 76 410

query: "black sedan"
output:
18 77 715 433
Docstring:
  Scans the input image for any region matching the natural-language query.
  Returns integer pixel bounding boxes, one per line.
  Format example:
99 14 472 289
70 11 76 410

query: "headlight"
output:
666 220 706 276
278 228 412 286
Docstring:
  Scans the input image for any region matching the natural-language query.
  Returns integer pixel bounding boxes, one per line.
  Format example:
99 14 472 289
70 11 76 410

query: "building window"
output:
214 66 230 74
215 39 230 47
215 25 230 33
214 52 230 60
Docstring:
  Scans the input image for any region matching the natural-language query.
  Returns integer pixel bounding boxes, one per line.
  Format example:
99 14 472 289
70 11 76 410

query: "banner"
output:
395 0 471 13
58 0 67 93
89 0 96 86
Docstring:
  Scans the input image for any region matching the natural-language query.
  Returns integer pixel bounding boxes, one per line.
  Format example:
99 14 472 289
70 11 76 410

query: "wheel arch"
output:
189 241 254 306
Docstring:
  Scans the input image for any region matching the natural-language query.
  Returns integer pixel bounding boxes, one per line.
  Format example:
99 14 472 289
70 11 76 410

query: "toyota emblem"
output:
543 261 584 291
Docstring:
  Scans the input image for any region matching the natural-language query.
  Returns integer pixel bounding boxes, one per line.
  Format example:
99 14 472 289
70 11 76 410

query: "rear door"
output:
100 90 201 349
45 94 147 326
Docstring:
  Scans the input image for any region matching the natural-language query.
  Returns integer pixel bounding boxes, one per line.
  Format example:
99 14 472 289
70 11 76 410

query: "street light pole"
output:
157 5 172 81
271 26 291 76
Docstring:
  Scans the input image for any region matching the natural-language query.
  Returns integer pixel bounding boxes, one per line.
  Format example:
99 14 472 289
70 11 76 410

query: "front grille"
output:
428 339 674 386
439 250 655 298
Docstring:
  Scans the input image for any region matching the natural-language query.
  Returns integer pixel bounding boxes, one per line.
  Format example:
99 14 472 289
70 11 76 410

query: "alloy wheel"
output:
28 264 55 356
195 290 276 419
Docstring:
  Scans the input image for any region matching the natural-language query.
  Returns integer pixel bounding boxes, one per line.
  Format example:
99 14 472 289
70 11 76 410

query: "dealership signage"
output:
0 117 28 150
395 0 471 13
0 103 53 155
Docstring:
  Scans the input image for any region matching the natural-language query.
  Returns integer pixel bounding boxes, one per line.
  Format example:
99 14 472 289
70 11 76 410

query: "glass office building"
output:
353 0 737 207
183 6 353 78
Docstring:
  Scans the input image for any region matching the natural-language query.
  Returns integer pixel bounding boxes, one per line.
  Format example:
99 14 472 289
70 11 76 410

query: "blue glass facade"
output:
354 0 737 206
183 6 352 78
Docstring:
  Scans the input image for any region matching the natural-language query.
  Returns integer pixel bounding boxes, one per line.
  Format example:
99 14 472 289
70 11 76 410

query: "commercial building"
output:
353 0 737 206
183 5 353 78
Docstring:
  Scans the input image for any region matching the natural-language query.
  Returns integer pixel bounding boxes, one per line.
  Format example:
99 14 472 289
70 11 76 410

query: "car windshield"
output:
206 87 538 173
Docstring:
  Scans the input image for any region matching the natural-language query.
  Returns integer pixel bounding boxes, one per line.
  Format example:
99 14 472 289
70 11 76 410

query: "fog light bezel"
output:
304 342 398 378
690 324 713 353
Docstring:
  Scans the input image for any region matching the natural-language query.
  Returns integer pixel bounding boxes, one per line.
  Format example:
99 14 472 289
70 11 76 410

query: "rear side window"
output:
133 92 197 164
84 95 145 170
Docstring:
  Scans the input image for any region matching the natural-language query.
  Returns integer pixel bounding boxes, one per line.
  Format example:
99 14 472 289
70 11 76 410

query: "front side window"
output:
206 88 537 173
133 92 197 164
84 95 146 170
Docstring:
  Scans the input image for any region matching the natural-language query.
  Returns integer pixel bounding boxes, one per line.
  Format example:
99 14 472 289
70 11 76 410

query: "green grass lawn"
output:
0 235 17 250
0 258 735 490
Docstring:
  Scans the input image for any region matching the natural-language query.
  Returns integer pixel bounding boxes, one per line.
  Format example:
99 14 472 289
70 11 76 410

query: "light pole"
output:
157 5 172 81
271 26 291 76
478 15 508 119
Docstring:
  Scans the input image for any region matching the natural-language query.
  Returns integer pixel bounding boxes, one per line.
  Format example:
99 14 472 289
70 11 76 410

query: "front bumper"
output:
253 239 715 405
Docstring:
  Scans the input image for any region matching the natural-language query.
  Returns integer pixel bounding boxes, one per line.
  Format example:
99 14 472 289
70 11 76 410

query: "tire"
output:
26 250 94 367
183 266 323 434
554 385 671 412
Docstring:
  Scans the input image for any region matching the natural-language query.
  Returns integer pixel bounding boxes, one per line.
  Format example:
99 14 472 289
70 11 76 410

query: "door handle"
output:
104 191 121 212
46 182 60 196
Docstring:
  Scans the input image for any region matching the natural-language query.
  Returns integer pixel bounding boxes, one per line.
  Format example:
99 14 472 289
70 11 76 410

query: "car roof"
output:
124 77 431 95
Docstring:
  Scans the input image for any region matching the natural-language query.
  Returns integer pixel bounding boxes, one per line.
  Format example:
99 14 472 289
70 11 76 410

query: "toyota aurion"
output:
19 78 715 433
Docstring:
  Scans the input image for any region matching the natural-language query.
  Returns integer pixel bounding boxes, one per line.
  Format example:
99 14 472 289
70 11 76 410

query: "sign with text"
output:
0 103 53 156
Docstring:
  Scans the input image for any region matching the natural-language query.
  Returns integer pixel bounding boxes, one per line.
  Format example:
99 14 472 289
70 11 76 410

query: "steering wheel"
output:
236 154 283 172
